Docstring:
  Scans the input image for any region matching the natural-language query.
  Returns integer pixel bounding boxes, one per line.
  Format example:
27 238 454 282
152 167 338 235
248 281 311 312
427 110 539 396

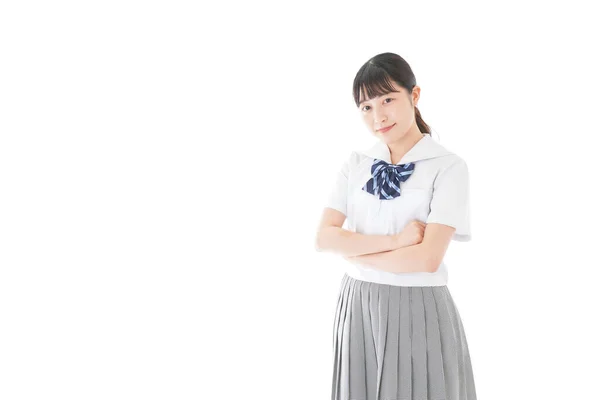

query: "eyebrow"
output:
359 92 398 106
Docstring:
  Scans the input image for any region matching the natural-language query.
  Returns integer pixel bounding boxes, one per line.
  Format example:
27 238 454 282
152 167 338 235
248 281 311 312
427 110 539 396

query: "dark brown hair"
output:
353 52 431 135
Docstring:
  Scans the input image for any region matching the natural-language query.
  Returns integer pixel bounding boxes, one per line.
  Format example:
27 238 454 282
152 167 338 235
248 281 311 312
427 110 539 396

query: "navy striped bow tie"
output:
362 159 415 200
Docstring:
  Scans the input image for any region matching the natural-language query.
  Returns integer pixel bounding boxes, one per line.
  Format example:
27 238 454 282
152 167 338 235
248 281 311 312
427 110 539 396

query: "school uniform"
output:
324 134 477 400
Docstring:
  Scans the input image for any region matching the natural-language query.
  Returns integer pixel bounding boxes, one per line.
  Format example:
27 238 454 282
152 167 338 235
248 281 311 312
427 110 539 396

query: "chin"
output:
379 134 399 142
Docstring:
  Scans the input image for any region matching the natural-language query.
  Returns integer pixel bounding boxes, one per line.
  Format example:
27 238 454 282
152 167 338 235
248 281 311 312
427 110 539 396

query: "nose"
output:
373 106 387 125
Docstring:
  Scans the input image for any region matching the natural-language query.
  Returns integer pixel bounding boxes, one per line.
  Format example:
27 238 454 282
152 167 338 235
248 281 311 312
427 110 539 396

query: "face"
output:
358 81 421 143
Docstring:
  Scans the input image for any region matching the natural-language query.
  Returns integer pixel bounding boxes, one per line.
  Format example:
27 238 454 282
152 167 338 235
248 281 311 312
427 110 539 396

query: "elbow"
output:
315 226 336 252
421 245 441 273
315 232 325 252
316 226 343 253
427 259 441 273
425 253 443 273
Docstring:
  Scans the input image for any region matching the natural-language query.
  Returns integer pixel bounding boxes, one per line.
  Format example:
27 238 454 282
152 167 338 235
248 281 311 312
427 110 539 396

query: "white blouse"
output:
324 134 471 287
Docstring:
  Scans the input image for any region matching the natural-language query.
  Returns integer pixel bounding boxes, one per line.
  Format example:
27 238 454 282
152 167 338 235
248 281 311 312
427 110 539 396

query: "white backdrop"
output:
1 1 599 399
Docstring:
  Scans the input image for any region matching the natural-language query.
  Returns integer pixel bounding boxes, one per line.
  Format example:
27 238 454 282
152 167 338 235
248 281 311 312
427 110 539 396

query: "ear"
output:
411 85 421 106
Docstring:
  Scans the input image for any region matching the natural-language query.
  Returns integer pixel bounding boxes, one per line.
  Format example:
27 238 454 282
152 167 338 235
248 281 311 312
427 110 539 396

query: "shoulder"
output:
429 151 469 173
424 136 469 168
431 155 470 190
444 154 468 169
338 150 369 169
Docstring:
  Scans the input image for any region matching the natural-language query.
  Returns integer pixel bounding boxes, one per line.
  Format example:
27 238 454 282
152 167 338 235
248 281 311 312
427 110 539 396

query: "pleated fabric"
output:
331 273 477 400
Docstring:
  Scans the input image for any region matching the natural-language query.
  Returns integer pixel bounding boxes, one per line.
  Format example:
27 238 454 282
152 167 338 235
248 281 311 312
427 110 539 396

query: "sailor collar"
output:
357 134 454 165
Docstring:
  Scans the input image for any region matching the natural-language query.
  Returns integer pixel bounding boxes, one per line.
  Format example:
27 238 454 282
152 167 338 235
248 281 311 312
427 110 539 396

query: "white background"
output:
1 1 599 399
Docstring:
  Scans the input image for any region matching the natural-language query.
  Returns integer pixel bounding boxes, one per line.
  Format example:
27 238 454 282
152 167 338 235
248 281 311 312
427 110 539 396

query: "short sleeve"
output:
426 159 472 242
323 152 352 216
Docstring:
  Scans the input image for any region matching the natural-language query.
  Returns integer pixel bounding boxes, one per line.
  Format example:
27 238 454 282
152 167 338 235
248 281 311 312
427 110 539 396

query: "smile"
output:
377 123 396 133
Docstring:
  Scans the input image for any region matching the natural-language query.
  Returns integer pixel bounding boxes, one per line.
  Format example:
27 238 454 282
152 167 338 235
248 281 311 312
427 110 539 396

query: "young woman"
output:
316 52 478 400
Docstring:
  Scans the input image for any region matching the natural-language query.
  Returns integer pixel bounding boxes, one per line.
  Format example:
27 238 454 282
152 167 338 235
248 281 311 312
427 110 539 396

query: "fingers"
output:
407 220 427 231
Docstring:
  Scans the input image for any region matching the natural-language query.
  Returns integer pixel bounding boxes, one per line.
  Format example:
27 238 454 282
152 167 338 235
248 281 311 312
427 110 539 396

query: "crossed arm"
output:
348 223 455 273
343 243 432 273
316 209 455 274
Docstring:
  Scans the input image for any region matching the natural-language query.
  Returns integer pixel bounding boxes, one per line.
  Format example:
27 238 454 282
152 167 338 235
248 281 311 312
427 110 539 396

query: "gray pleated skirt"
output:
332 273 477 400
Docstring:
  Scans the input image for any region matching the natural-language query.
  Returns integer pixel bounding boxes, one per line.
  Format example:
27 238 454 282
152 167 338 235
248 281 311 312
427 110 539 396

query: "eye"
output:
361 98 393 112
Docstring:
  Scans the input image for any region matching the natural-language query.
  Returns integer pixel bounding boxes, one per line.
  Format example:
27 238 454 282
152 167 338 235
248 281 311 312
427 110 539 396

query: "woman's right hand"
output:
394 220 426 248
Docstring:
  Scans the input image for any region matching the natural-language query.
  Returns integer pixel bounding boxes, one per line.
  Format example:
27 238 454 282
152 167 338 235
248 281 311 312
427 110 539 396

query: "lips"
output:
377 123 396 133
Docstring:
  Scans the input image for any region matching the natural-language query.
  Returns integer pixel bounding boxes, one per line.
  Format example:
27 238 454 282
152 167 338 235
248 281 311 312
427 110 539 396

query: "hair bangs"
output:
354 68 399 107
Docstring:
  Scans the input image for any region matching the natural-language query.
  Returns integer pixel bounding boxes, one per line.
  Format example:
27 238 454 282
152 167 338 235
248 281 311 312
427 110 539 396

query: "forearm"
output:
343 243 431 274
316 226 397 257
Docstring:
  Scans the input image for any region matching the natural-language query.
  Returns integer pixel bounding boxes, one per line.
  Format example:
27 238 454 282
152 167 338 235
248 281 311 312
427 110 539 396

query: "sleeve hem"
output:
324 205 347 217
425 219 471 242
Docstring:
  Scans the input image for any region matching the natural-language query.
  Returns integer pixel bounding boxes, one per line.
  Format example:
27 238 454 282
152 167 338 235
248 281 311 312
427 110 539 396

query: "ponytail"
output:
414 105 431 135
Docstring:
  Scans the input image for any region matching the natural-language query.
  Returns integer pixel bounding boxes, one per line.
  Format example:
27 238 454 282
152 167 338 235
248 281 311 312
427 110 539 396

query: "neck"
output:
388 127 426 164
